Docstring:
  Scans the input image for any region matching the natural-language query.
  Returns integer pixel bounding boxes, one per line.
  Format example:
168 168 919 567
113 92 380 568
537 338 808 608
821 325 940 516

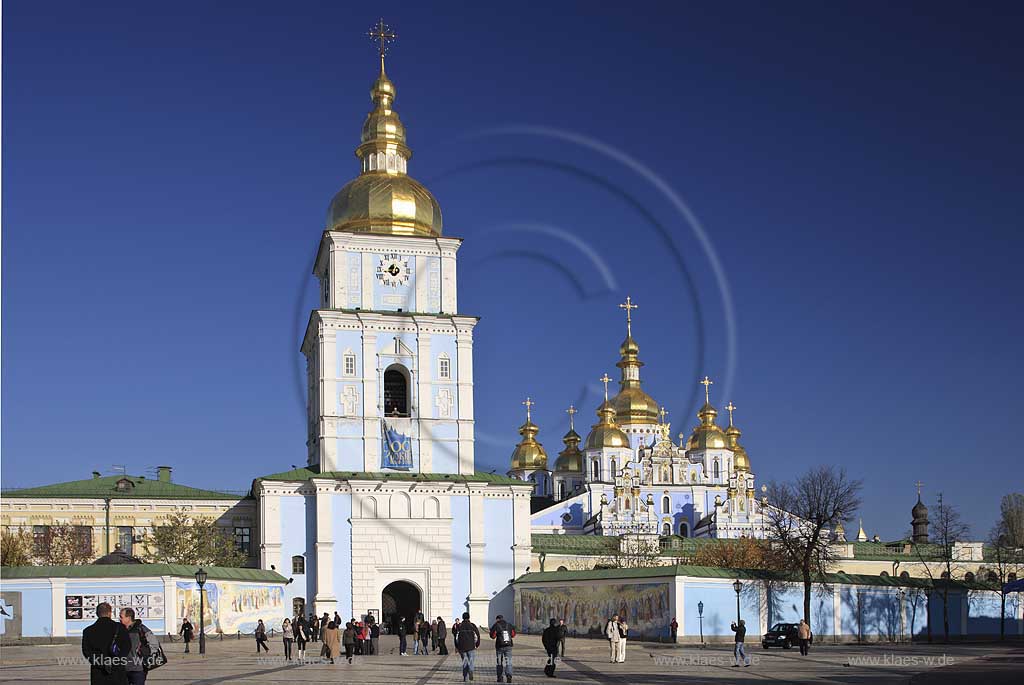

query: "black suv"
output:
761 623 808 649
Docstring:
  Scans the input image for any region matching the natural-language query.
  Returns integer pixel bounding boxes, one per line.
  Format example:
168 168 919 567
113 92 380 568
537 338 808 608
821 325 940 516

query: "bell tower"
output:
301 25 477 475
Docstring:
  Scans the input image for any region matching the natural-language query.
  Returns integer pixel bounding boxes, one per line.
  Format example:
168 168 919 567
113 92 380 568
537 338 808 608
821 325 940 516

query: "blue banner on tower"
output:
381 421 413 470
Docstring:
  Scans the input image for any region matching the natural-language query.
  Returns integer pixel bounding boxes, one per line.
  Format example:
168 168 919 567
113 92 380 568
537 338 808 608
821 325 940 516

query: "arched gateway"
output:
382 580 421 634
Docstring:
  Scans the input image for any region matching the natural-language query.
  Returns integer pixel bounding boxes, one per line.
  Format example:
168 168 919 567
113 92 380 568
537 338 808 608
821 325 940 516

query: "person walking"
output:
342 622 356 664
730 619 749 667
419 617 431 656
179 617 194 653
489 614 516 683
294 615 309 660
615 619 628 663
333 611 342 629
455 612 480 682
398 616 409 656
557 619 567 657
369 619 380 655
542 618 561 678
430 618 438 652
321 613 331 642
322 620 340 664
436 616 448 655
412 618 422 655
798 619 811 656
254 619 269 653
670 618 678 643
120 607 159 685
604 614 621 663
82 601 131 685
453 618 463 659
281 618 293 661
308 613 318 643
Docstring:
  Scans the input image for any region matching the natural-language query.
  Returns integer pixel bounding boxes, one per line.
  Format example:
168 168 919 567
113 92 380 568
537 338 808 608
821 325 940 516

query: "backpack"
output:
138 625 168 672
493 622 514 649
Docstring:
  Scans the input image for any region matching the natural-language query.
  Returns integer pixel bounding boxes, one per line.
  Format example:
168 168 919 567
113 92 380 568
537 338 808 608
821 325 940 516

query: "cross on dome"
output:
619 296 638 337
659 406 669 424
599 373 612 401
367 18 397 69
725 401 737 424
700 376 714 404
522 397 535 423
915 480 924 496
566 405 577 431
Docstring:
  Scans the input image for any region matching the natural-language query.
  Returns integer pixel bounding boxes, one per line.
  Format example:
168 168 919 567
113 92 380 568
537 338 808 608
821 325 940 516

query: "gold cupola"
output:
326 24 442 237
510 398 548 470
724 401 751 472
609 297 660 424
585 374 631 450
687 376 729 450
553 405 584 472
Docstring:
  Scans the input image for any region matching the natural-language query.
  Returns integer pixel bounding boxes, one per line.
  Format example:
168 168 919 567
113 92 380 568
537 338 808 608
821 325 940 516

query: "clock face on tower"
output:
376 252 410 287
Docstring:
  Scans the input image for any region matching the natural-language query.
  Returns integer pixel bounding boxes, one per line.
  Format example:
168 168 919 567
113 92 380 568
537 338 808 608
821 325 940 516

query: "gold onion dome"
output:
687 402 729 450
610 334 660 424
326 60 442 237
724 403 751 472
554 427 584 472
585 401 630 450
510 417 548 470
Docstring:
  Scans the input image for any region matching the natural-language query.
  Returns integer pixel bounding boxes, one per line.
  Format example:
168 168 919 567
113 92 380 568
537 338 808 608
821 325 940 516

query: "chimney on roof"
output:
92 471 101 480
157 466 172 483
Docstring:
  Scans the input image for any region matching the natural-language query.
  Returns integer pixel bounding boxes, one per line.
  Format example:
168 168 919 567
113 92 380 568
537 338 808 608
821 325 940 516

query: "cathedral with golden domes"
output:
509 301 771 540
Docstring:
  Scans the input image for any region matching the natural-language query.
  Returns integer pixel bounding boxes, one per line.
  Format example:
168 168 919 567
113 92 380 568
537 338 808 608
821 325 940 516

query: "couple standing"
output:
604 614 629 663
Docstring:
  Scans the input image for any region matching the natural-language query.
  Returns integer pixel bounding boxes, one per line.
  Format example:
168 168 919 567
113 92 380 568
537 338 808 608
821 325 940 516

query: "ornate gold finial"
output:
566 405 577 432
599 373 612 402
678 432 685 448
522 397 535 423
725 401 737 425
700 376 714 404
915 480 924 497
659 407 669 424
367 18 397 72
619 296 638 337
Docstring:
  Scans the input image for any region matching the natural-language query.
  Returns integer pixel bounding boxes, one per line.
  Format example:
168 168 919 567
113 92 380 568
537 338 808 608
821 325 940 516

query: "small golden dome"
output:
510 419 548 470
553 428 583 472
585 401 630 450
687 402 729 450
611 333 659 425
723 401 752 471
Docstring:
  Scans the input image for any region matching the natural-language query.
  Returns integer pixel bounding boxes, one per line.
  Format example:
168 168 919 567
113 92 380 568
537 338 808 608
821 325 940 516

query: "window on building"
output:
292 555 305 575
592 459 600 481
1009 572 1017 582
713 460 720 479
383 365 409 416
118 526 133 555
323 274 330 305
964 572 975 582
678 522 689 537
234 527 251 555
32 525 49 556
662 496 671 514
438 355 451 379
624 497 631 510
986 571 998 582
558 482 566 500
343 353 356 377
662 523 671 536
75 526 93 557
293 597 306 617
610 459 617 477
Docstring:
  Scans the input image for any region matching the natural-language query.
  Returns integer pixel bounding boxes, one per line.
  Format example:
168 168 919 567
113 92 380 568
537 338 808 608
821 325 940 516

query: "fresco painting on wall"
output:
518 582 671 639
176 582 284 634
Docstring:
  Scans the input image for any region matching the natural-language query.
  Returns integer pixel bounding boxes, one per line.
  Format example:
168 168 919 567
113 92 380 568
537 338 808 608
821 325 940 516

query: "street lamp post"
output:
195 568 208 656
697 601 704 647
732 579 743 624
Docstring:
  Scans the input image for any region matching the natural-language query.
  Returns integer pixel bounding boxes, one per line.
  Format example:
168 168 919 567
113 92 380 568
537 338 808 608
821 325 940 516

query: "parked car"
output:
761 622 810 649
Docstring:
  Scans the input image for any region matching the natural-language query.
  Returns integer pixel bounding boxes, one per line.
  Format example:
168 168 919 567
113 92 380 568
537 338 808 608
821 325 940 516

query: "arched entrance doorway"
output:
382 580 421 635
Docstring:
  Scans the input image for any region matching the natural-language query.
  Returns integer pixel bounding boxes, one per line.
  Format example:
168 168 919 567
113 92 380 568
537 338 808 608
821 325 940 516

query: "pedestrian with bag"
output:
281 618 293 661
294 615 309 659
82 601 132 685
731 619 750 667
455 612 480 682
542 618 560 678
489 614 516 683
322 620 340 664
342 621 356 663
604 614 621 663
418 617 431 656
120 607 163 684
798 619 811 656
615 619 628 663
179 618 194 654
254 619 269 653
436 616 448 655
309 613 319 642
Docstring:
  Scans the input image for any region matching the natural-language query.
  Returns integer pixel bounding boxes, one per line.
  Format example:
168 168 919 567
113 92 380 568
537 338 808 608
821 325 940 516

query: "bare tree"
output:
987 493 1024 640
911 493 971 642
763 465 862 626
1 528 35 566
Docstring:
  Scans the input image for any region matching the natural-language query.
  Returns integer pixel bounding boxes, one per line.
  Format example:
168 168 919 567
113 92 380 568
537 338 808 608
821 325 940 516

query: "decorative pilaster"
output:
313 481 338 614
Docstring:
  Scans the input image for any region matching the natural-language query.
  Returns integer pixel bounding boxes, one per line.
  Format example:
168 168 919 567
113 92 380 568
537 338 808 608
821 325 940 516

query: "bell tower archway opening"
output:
382 580 421 634
384 364 410 417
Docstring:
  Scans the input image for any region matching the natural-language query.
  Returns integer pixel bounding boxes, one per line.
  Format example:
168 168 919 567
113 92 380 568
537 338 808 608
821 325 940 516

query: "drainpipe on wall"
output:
104 498 112 554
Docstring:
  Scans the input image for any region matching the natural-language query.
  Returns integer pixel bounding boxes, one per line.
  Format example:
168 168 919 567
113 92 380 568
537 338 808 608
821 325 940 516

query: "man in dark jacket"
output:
541 618 561 678
731 620 749 667
82 602 132 685
120 607 159 684
436 616 448 655
455 612 480 682
489 614 516 683
557 619 567 657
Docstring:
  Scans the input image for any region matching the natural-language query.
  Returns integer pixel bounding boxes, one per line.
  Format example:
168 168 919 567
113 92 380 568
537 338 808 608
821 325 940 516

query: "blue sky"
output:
3 1 1022 539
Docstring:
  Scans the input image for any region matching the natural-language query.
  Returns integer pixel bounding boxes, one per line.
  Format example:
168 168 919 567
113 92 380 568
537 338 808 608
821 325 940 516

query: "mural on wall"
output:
65 593 164 621
518 583 671 639
0 593 22 638
176 582 283 634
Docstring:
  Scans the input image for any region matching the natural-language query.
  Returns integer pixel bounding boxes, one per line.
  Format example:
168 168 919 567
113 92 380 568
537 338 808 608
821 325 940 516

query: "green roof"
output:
2 475 248 501
0 564 286 582
254 465 525 488
515 564 999 590
532 534 751 558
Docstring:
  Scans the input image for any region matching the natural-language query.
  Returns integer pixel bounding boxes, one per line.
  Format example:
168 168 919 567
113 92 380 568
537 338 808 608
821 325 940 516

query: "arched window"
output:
713 460 720 479
624 497 631 510
592 459 600 481
941 571 950 579
661 465 671 483
383 364 409 416
662 496 671 514
880 571 889 577
292 597 305 617
292 555 305 575
678 522 689 537
986 571 998 582
1009 572 1018 582
964 572 975 582
558 482 566 500
900 571 910 579
662 523 671 536
610 459 617 477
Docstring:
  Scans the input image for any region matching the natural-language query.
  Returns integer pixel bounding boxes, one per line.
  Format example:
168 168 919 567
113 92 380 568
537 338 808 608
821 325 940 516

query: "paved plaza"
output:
1 634 1021 684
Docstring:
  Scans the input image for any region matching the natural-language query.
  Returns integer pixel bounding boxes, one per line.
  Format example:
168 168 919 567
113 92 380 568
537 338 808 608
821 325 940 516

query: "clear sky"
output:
3 1 1021 540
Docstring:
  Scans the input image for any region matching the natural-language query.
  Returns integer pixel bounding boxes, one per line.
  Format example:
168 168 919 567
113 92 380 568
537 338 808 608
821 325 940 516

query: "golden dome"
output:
585 401 630 450
326 62 442 237
723 401 752 471
553 428 583 472
610 334 660 425
687 402 729 450
510 419 548 470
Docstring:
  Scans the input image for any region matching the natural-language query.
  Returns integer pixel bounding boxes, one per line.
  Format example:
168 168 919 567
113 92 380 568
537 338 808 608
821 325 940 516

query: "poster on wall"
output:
517 582 671 639
65 593 163 621
175 582 284 634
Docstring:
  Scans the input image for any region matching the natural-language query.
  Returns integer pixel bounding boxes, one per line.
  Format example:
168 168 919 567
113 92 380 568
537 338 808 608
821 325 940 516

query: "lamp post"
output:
732 579 743 624
697 601 704 647
195 568 208 656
